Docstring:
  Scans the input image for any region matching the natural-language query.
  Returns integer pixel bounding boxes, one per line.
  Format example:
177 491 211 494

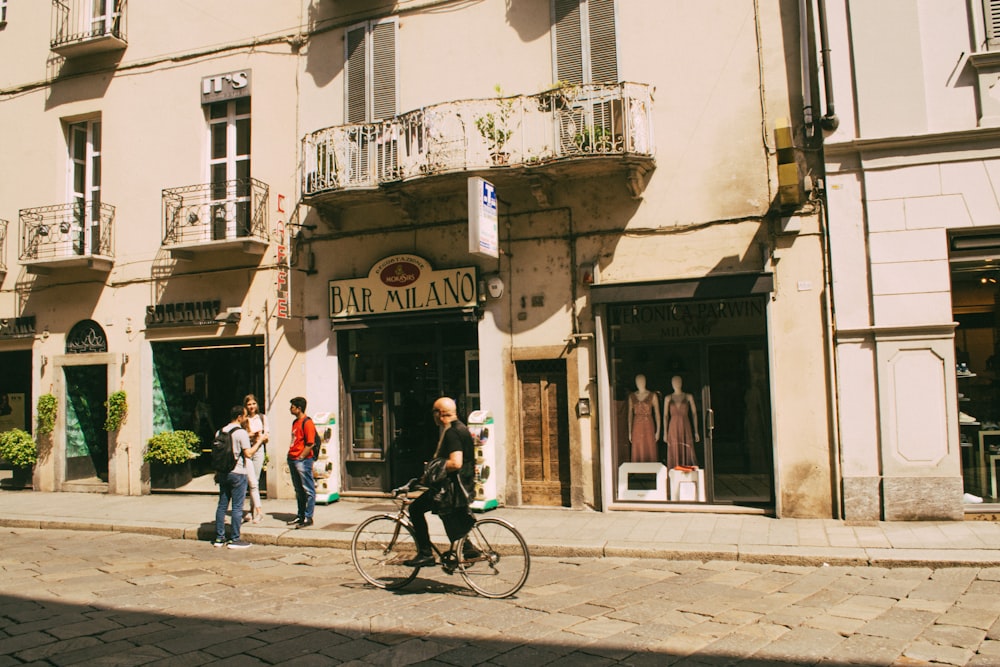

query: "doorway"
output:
63 365 108 482
340 321 479 493
516 360 571 506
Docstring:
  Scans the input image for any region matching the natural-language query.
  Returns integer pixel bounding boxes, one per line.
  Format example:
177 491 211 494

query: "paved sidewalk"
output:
1 489 999 567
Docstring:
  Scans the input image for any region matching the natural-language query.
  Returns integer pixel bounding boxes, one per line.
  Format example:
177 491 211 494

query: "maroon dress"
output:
666 396 698 468
629 392 658 463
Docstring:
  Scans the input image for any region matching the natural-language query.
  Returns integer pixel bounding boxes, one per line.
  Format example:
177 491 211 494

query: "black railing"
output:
19 202 115 262
51 0 127 51
162 178 269 247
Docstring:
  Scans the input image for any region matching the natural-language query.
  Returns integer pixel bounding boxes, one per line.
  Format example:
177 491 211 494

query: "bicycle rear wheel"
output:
457 517 530 598
351 515 419 589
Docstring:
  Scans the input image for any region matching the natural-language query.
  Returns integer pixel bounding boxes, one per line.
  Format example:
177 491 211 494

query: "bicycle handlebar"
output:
392 477 423 497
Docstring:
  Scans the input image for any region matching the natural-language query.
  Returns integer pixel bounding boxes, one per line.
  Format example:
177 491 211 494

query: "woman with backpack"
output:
243 394 269 523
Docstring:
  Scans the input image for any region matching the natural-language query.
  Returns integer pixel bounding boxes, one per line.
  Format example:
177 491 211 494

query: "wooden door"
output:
518 360 571 506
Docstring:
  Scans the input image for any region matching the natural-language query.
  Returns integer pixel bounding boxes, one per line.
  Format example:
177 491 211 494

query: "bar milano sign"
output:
329 255 477 319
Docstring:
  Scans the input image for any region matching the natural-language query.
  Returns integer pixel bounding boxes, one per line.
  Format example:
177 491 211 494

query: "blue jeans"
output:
288 457 315 520
216 472 248 542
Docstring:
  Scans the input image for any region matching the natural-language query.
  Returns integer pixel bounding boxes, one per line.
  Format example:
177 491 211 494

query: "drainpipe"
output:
816 0 840 131
800 0 815 142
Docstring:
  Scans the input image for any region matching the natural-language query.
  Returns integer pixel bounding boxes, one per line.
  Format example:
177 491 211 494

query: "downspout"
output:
808 0 843 518
816 0 840 131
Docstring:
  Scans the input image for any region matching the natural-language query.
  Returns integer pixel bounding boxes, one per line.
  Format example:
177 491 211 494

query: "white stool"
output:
668 467 706 502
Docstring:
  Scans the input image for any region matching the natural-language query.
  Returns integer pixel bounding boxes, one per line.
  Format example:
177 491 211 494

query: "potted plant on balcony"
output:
144 430 200 488
475 86 514 166
0 428 37 489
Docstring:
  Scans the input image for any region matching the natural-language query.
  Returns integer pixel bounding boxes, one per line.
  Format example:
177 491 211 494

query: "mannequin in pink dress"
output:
627 374 660 463
664 375 699 468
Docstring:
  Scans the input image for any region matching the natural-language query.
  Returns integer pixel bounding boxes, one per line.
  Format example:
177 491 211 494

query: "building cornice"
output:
823 126 1000 158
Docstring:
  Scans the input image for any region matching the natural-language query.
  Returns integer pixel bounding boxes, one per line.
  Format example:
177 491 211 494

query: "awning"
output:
329 307 480 331
590 272 773 305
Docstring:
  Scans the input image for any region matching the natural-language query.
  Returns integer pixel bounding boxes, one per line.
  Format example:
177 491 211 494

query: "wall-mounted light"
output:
576 397 591 417
486 275 504 299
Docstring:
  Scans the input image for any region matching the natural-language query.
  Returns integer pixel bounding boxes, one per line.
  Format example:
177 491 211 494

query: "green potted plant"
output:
144 430 200 488
104 391 127 432
475 85 514 165
36 393 56 435
0 429 37 489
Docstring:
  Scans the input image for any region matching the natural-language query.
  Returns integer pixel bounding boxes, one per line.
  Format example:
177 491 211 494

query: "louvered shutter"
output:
588 0 618 83
346 25 367 123
554 0 583 84
371 21 397 120
987 0 1000 48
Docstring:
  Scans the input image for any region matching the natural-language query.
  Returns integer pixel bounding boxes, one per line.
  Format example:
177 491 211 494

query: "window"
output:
0 0 7 24
553 0 618 85
345 19 397 123
67 119 102 255
987 0 1000 49
207 98 251 239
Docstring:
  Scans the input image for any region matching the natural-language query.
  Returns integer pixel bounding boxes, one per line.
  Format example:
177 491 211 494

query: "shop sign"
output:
66 319 108 354
146 300 222 328
608 297 766 341
275 195 291 319
201 70 251 104
0 316 35 339
330 254 477 318
468 177 498 259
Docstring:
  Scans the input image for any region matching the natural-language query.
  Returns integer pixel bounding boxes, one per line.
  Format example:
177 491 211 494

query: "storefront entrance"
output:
64 365 109 482
339 321 479 493
606 296 774 506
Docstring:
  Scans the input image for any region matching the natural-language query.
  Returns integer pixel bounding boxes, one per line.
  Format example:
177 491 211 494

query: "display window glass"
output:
606 297 774 505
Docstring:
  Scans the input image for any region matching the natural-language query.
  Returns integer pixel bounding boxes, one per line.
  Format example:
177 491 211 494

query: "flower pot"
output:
149 461 194 489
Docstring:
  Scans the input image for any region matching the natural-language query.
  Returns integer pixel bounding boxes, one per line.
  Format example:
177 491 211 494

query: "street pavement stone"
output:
5 529 1000 664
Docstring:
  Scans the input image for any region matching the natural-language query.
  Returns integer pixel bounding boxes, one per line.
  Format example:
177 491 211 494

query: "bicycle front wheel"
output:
351 515 419 590
457 517 530 598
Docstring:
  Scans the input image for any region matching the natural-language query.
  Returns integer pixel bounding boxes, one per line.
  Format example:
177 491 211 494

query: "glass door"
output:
68 120 101 256
705 342 773 504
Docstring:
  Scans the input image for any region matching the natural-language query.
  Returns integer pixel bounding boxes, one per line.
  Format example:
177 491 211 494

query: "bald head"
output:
432 397 457 425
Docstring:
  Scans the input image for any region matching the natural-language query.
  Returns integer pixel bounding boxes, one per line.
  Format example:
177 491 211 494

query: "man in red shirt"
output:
286 396 317 528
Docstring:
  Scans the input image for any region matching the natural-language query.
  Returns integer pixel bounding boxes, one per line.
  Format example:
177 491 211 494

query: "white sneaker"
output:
963 492 983 504
960 411 979 424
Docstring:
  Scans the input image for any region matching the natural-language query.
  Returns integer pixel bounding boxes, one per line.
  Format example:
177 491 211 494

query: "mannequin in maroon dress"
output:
627 374 660 462
664 375 699 468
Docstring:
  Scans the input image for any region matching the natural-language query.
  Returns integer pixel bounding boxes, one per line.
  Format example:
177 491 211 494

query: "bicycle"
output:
350 478 530 599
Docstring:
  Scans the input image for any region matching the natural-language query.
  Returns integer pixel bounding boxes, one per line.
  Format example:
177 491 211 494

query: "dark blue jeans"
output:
215 472 248 542
288 457 315 520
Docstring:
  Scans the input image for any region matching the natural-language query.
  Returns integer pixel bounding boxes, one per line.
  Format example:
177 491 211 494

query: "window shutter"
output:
588 0 618 83
987 0 1000 47
346 25 367 124
371 21 397 120
554 0 583 85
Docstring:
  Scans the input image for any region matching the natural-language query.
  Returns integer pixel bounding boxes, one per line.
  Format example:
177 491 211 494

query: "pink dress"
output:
629 392 658 463
666 396 698 468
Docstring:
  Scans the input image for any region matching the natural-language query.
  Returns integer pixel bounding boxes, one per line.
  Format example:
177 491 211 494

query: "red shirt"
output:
288 416 316 460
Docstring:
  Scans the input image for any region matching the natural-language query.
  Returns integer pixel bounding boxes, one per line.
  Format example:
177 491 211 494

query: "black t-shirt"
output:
439 420 475 491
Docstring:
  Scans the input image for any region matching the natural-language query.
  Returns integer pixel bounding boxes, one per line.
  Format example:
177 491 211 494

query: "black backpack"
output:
211 426 244 480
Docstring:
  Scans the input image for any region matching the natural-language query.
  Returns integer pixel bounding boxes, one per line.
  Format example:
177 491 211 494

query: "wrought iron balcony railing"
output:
162 178 269 253
51 0 127 56
302 82 654 198
19 201 115 270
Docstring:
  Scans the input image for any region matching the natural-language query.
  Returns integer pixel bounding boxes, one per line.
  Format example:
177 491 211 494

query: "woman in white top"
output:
243 394 269 523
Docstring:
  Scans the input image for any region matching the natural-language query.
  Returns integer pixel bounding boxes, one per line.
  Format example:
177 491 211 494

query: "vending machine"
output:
467 409 497 512
311 411 340 504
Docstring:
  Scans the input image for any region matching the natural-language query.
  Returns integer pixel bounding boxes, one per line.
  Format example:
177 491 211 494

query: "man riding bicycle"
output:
403 396 477 567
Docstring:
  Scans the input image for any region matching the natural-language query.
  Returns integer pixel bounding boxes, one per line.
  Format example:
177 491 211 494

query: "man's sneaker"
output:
286 517 303 526
403 552 436 568
211 538 228 548
227 539 252 549
295 518 314 529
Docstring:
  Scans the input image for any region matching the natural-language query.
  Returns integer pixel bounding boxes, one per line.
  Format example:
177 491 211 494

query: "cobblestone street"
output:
2 529 1000 665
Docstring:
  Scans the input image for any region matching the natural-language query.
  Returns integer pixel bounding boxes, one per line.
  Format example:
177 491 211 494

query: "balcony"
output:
51 0 127 58
162 178 269 259
19 202 114 274
302 82 655 209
